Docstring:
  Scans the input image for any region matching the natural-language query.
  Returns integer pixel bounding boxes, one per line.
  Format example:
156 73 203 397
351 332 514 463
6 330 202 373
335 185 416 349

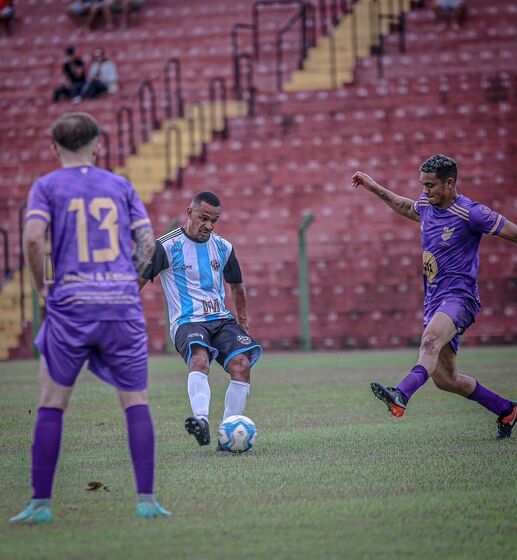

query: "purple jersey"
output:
26 165 151 321
413 193 506 321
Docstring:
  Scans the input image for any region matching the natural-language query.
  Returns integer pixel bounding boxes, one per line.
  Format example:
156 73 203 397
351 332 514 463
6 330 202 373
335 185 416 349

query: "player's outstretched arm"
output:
132 226 155 276
229 283 250 334
352 171 419 222
497 219 517 243
23 219 48 298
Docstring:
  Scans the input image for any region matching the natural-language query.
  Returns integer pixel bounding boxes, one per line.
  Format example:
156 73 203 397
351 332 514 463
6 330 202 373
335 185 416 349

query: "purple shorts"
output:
424 297 479 354
35 317 148 391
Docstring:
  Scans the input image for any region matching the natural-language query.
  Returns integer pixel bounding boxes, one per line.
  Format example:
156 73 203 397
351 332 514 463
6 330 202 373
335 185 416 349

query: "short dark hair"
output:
420 154 458 184
191 192 221 208
51 112 100 152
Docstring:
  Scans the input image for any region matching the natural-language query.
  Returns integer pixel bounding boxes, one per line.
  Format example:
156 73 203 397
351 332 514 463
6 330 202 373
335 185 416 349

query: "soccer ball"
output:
217 415 257 453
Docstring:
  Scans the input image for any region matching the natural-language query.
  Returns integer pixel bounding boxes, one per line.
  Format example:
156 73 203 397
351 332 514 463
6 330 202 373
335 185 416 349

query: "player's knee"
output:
38 390 69 410
189 346 210 373
420 333 440 357
228 354 251 383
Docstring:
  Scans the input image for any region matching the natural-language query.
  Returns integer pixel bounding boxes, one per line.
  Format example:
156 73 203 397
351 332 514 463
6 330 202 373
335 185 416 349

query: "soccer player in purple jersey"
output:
9 113 170 525
352 154 517 439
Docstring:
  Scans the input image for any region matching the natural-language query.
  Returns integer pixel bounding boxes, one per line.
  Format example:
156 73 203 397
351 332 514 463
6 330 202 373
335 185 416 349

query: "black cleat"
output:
496 402 517 440
371 382 408 418
184 416 211 446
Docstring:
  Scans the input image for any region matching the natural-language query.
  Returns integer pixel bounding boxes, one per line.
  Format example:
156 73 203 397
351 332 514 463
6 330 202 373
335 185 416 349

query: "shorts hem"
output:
223 344 262 371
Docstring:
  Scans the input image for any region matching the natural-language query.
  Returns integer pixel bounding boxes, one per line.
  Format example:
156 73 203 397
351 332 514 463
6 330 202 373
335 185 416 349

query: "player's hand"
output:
352 171 380 192
239 320 250 334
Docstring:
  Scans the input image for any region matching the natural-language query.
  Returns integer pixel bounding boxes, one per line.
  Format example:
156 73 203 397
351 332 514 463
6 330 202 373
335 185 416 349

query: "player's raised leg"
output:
184 344 212 446
224 353 251 420
372 311 456 417
10 359 73 525
117 389 171 519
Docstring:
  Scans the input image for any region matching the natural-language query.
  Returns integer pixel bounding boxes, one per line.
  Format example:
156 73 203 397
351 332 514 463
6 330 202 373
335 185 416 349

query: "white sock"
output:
187 371 211 420
223 380 250 419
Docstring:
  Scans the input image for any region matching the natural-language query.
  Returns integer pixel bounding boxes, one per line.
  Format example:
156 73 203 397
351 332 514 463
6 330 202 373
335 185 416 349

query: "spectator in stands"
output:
75 47 118 102
110 0 144 29
68 1 113 30
433 0 467 29
53 46 86 103
0 0 15 36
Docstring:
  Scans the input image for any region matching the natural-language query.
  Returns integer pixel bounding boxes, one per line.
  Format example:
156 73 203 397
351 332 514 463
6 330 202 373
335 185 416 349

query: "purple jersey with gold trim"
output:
413 193 506 321
26 165 151 321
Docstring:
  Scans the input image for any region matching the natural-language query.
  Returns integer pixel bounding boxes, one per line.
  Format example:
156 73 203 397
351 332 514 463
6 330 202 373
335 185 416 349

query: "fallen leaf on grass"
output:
85 481 110 492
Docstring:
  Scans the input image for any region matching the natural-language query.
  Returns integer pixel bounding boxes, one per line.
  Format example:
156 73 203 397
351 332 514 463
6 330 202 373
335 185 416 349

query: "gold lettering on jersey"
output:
202 299 221 314
441 226 455 242
67 197 120 263
423 251 438 283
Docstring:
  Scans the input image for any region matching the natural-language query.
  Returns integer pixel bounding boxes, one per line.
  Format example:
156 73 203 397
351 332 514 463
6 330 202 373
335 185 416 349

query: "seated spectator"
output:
110 0 144 29
52 46 86 102
68 0 113 30
75 47 118 101
0 0 15 36
433 0 467 28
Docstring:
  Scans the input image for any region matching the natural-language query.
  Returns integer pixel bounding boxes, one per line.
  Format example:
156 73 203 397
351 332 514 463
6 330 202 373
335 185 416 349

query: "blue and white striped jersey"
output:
142 228 243 339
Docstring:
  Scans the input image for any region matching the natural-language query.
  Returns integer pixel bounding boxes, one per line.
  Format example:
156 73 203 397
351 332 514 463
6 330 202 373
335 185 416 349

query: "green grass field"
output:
1 347 516 560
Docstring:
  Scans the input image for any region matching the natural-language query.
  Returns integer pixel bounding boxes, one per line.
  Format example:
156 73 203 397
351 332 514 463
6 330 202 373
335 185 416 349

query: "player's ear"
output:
187 207 192 218
51 142 61 161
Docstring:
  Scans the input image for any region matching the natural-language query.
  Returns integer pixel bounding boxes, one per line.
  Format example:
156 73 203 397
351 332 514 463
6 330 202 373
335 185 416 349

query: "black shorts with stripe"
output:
175 318 262 372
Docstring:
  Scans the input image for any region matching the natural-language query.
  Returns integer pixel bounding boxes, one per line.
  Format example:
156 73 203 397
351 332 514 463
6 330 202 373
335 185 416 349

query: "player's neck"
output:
436 192 459 209
60 159 94 168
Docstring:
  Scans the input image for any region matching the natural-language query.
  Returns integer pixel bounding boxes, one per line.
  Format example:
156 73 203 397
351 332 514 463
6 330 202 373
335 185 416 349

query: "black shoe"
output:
184 416 211 446
371 382 408 418
496 402 517 440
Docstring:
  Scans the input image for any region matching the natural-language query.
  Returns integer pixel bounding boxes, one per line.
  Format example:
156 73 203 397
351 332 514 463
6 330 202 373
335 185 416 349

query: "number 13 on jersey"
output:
68 197 120 263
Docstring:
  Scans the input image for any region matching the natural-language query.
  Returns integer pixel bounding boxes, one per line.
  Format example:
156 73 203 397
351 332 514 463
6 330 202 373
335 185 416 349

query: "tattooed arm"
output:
352 171 420 222
132 226 156 277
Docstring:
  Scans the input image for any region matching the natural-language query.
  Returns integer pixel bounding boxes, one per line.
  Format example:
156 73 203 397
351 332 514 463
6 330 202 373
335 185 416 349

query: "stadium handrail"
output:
234 53 255 116
231 22 256 97
138 80 160 143
252 0 305 60
164 124 183 190
164 58 184 120
276 2 309 91
209 77 229 140
98 130 112 171
375 0 407 79
116 105 137 167
0 228 11 282
187 102 207 164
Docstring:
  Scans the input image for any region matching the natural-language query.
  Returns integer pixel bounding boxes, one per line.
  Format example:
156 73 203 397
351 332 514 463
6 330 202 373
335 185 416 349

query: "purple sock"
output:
467 381 513 416
32 407 64 499
125 404 154 495
396 365 429 401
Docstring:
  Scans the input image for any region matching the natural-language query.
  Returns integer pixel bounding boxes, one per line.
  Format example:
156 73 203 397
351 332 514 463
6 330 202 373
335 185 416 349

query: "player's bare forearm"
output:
497 219 517 243
230 283 249 333
23 220 47 295
352 171 419 222
132 226 155 276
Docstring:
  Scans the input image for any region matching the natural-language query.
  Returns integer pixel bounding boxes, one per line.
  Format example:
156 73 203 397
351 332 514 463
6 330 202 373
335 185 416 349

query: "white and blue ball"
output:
217 415 257 453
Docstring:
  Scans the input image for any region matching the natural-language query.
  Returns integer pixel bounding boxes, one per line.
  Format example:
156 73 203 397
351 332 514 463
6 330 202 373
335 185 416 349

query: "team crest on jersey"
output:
441 226 455 241
211 259 220 272
237 335 252 345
